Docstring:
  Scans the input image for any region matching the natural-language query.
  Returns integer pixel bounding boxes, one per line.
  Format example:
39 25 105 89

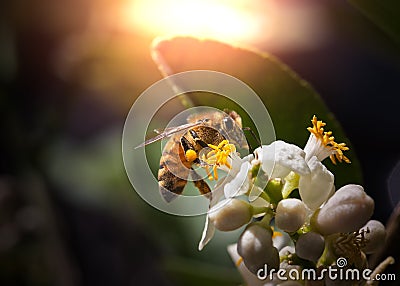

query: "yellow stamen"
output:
204 165 212 180
213 165 218 180
202 140 236 180
308 115 351 164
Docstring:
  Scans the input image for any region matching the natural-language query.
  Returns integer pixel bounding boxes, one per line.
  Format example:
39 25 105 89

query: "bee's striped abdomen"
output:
158 134 191 202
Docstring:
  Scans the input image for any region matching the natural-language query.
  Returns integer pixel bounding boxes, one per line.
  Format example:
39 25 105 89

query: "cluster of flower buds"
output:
198 116 390 285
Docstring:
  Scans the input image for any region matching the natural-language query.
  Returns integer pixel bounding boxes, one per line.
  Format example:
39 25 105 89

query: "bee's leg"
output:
180 136 202 165
190 168 212 200
180 136 194 152
187 130 210 165
181 136 200 164
242 127 261 153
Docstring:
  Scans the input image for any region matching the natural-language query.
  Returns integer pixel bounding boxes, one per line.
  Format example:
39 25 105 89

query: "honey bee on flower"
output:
135 109 249 202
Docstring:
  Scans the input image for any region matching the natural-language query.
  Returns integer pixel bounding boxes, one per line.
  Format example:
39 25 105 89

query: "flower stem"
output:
252 206 270 216
258 213 273 227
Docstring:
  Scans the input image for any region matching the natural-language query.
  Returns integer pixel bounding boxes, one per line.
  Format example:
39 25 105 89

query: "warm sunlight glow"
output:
122 0 260 43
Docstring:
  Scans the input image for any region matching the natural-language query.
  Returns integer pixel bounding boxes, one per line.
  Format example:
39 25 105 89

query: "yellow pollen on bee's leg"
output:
185 149 198 162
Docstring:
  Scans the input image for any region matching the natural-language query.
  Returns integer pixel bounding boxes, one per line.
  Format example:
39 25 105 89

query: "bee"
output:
135 110 247 202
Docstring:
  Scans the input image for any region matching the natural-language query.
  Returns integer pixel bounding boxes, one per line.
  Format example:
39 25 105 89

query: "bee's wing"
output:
134 119 207 149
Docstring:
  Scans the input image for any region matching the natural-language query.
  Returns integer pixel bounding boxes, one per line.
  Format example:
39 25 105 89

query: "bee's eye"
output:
223 118 233 130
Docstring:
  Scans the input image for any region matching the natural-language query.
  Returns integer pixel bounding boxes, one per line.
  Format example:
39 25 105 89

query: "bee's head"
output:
222 110 248 150
224 110 243 129
222 116 234 131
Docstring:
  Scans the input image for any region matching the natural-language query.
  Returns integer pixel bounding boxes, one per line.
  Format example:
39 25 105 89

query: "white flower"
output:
298 156 334 210
198 180 225 251
253 139 334 210
254 141 310 179
303 115 350 164
297 115 351 209
198 150 253 250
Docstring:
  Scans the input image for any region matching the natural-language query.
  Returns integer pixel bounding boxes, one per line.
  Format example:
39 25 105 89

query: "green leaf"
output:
349 0 400 46
152 37 362 187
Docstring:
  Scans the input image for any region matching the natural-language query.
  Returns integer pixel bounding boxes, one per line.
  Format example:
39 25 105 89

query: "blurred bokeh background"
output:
1 0 399 285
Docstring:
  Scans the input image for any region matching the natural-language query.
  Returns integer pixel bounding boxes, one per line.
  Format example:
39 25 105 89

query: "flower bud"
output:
265 178 283 204
237 223 280 274
209 199 252 231
275 199 307 232
295 232 325 262
360 220 386 254
313 184 374 235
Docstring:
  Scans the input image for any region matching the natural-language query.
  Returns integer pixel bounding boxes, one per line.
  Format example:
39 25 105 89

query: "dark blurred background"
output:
1 0 399 285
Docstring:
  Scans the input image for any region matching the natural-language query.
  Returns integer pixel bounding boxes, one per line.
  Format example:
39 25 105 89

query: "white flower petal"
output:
224 161 250 198
198 184 224 251
243 153 255 162
272 231 291 251
255 141 310 178
304 133 334 162
299 156 334 210
198 215 215 251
